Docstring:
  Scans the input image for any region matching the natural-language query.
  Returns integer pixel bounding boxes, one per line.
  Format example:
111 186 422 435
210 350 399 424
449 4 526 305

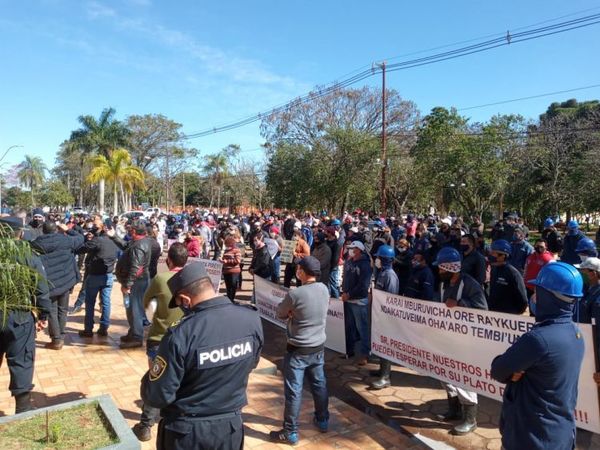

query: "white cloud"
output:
86 1 116 19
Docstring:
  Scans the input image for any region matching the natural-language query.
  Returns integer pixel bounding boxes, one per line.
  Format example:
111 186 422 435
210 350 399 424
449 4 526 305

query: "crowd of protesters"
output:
3 204 600 448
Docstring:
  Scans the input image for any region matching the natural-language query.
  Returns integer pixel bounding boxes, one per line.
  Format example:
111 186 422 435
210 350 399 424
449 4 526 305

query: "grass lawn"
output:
0 401 119 449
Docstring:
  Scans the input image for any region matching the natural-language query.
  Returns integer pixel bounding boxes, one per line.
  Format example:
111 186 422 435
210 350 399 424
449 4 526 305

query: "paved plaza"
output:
0 266 596 449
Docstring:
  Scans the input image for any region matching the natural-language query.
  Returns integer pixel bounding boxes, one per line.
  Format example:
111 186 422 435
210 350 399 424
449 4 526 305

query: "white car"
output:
71 206 89 215
120 211 145 222
143 207 163 218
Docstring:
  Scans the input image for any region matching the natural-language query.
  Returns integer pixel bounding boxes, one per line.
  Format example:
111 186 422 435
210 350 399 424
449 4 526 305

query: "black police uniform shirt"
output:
141 296 264 417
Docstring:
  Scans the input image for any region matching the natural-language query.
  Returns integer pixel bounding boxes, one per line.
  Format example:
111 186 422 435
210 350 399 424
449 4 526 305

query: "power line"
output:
458 84 600 111
181 12 600 140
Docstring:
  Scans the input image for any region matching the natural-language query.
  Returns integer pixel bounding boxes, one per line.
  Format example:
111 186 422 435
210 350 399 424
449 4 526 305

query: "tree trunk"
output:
113 183 118 216
99 179 105 214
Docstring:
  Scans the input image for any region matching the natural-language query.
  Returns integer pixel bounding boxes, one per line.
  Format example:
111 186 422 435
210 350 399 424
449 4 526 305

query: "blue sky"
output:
1 0 599 173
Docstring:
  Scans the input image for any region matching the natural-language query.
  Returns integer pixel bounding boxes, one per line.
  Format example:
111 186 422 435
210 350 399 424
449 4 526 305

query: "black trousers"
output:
0 311 36 396
157 413 244 450
223 273 240 301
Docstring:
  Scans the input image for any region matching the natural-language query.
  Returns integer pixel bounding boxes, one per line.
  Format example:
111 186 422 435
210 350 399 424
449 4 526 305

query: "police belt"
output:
165 410 242 421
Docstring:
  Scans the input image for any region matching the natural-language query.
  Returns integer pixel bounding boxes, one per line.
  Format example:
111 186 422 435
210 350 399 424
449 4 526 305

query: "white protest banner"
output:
325 299 346 354
371 289 600 433
254 276 346 354
186 257 223 293
280 240 296 264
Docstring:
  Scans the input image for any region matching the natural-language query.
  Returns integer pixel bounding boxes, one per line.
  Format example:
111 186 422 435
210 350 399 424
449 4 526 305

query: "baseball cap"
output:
347 241 365 252
298 256 321 276
167 262 212 308
575 257 600 272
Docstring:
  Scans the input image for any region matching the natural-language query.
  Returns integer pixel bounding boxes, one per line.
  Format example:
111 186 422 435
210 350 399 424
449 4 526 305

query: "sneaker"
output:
119 340 143 349
69 305 83 315
142 319 151 327
97 327 108 337
120 334 134 342
313 415 328 433
269 429 298 445
78 330 93 338
131 423 152 442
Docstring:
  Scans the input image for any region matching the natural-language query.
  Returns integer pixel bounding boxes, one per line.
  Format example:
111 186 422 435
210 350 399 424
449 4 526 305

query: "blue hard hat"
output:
491 239 512 255
374 245 395 259
528 262 583 298
331 219 341 226
567 220 579 229
433 247 461 265
544 218 554 228
576 237 597 254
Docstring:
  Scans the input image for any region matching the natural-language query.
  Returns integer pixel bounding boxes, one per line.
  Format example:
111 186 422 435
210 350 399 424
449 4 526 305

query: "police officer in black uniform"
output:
0 217 51 413
141 262 264 450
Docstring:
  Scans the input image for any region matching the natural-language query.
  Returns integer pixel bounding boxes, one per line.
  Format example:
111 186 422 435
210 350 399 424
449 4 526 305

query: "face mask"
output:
439 271 453 282
412 260 421 268
581 272 590 286
374 258 382 269
488 255 498 264
535 247 545 254
398 247 407 253
580 255 589 263
460 244 471 254
31 219 41 227
569 229 577 236
179 304 191 315
269 232 276 238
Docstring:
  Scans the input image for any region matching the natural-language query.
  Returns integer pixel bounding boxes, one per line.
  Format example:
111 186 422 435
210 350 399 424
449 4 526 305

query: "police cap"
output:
167 262 212 308
0 216 25 230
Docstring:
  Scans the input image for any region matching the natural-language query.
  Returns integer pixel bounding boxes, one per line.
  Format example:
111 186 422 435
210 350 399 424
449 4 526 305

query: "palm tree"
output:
70 108 130 213
203 153 228 209
17 155 47 206
87 149 144 216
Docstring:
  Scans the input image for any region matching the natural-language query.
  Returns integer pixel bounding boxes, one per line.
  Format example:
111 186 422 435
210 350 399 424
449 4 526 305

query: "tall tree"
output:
70 107 130 213
261 86 419 213
17 155 47 206
203 151 229 209
87 149 144 216
412 108 525 219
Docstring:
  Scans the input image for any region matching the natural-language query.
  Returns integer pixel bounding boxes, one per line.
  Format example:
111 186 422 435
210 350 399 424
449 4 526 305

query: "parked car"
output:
71 206 89 215
120 211 145 222
143 207 163 218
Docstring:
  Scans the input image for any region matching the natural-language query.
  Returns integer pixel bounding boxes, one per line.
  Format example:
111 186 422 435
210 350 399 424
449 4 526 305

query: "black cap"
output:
167 262 212 308
32 208 45 217
297 256 321 277
0 216 25 230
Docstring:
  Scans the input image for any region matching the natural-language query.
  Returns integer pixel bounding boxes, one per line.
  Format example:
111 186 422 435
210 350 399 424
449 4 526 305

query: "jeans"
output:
284 263 301 288
283 350 329 433
329 266 340 299
223 273 240 301
73 275 87 309
271 255 281 284
84 273 114 331
344 301 370 357
124 276 149 341
48 291 70 341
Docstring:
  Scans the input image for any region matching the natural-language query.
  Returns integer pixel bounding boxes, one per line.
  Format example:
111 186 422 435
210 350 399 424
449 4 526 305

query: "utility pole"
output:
182 172 186 212
379 62 388 214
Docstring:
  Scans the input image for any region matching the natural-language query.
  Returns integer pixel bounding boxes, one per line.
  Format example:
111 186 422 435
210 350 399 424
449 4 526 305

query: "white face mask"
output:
580 254 589 263
374 258 382 269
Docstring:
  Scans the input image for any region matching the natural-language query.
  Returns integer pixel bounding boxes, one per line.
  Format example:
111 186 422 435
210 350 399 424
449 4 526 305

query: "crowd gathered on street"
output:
2 205 600 449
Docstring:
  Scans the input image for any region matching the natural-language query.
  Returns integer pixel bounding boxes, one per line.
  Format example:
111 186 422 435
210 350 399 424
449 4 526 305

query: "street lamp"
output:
0 145 23 213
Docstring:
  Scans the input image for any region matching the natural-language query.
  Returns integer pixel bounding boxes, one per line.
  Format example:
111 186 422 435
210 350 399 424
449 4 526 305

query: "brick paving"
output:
1 263 596 449
0 268 421 450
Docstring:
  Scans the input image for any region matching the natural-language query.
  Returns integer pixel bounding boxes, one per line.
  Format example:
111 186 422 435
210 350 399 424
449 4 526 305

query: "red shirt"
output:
524 251 554 289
